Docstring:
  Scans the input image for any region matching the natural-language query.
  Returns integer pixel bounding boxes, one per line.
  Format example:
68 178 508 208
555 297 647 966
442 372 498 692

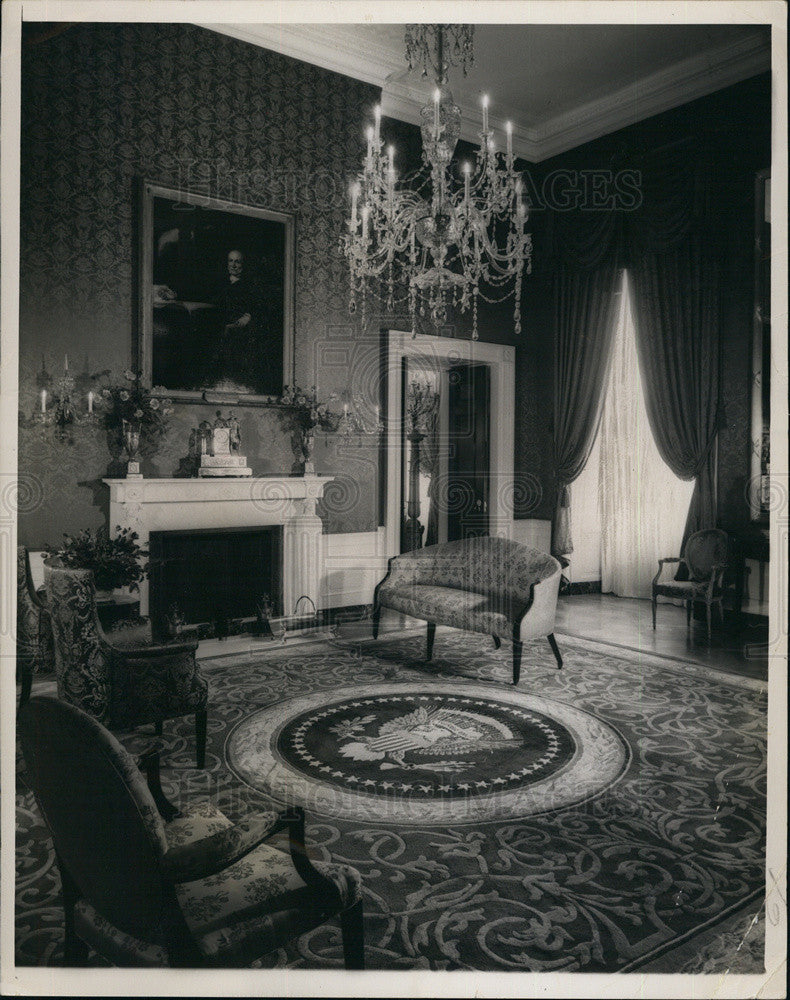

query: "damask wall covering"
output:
15 24 368 544
18 22 552 546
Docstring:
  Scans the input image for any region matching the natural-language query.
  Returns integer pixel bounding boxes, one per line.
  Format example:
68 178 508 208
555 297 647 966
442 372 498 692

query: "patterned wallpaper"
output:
17 23 383 545
18 22 551 548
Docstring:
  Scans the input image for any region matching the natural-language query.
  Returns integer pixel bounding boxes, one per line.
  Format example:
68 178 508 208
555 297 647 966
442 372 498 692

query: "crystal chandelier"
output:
342 24 532 339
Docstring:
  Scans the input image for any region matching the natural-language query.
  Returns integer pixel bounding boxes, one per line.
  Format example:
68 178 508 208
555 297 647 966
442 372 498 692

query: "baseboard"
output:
563 580 602 595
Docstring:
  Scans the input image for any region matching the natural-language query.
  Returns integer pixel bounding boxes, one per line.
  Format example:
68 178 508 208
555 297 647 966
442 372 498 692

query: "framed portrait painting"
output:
138 181 295 402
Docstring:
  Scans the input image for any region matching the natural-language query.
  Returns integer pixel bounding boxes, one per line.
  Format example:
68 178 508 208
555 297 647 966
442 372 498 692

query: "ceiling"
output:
202 21 770 161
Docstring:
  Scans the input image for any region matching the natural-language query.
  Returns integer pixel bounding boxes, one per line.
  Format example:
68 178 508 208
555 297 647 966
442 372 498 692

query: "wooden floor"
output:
184 593 770 684
555 593 769 681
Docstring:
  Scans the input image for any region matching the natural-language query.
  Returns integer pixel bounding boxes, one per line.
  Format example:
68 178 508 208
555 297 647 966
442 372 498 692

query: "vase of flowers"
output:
277 384 339 475
47 525 149 594
96 369 174 476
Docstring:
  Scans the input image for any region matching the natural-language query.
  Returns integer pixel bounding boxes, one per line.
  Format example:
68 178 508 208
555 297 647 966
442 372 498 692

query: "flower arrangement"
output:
47 525 149 592
96 369 174 451
277 385 340 468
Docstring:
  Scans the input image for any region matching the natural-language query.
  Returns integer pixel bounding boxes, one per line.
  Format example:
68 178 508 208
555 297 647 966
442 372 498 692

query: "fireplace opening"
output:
149 526 282 637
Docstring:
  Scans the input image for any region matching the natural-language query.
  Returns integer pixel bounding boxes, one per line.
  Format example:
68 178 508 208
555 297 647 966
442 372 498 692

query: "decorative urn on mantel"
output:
122 419 143 478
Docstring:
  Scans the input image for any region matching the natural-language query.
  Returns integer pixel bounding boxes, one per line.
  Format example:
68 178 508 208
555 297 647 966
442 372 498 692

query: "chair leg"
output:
18 669 33 712
492 634 501 649
512 640 523 685
340 898 365 970
56 853 89 967
706 601 712 642
426 622 436 661
195 709 207 769
686 599 692 628
652 591 657 629
371 605 380 640
547 633 563 670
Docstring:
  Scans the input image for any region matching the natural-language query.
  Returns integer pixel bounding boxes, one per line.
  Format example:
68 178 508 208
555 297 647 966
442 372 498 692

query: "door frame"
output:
383 330 515 559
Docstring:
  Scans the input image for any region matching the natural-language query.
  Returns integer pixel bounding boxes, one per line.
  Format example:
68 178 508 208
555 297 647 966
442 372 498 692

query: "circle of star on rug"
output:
225 681 629 825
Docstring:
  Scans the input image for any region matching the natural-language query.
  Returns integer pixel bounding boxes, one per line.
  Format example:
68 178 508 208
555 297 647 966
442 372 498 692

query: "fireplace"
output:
103 475 335 618
149 526 282 635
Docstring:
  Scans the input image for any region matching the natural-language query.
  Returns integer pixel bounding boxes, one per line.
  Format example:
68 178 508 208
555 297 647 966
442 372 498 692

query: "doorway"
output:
385 331 513 558
399 359 491 551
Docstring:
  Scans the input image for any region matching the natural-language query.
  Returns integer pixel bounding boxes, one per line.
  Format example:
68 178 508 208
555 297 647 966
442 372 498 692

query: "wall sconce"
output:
20 355 100 442
333 391 384 439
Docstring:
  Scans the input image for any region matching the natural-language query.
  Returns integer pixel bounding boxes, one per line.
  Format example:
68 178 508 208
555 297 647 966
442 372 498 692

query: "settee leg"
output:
371 606 380 640
426 622 436 661
512 641 523 685
492 634 501 650
547 633 563 670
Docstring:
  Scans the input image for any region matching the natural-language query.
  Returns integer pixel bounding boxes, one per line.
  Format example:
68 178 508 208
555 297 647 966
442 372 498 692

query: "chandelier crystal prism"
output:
342 24 532 339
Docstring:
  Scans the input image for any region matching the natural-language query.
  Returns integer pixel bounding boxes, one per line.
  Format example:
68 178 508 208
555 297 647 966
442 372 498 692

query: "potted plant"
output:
47 525 149 597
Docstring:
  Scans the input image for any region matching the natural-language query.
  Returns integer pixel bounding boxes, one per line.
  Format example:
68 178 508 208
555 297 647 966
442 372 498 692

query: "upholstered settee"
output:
372 536 563 684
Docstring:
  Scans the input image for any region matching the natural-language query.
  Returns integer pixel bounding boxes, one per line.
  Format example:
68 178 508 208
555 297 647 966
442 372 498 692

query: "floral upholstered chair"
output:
373 536 563 684
651 528 730 640
18 696 364 968
16 547 55 709
44 561 208 766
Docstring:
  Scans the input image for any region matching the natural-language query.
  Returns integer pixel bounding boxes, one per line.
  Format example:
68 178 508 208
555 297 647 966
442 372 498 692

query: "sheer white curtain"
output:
599 272 695 598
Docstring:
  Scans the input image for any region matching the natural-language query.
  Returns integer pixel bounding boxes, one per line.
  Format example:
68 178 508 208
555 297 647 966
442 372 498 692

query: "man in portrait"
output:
211 248 266 393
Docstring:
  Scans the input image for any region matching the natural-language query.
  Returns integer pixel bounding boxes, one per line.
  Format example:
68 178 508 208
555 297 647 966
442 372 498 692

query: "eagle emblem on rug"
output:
330 704 521 771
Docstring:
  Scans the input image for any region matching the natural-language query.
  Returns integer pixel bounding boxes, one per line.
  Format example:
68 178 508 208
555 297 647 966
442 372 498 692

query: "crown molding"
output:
200 23 770 163
199 22 399 87
531 29 771 161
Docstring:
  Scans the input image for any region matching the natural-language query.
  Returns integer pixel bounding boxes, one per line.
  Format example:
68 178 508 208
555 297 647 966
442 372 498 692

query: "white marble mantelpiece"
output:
103 475 335 617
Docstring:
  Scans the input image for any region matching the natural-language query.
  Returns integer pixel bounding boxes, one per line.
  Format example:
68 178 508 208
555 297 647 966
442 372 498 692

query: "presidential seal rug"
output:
15 629 767 974
226 682 628 825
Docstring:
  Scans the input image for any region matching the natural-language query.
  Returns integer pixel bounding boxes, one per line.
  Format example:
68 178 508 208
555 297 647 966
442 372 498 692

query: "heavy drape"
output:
627 147 721 546
551 260 620 557
550 140 721 558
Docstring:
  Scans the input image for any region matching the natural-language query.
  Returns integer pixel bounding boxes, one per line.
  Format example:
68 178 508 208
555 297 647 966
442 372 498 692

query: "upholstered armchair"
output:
373 536 563 684
44 562 208 767
18 696 364 968
652 528 730 640
16 547 55 709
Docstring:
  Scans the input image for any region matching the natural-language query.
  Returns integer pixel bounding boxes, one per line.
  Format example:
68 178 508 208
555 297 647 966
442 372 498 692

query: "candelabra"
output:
342 24 532 339
20 356 99 442
334 392 384 439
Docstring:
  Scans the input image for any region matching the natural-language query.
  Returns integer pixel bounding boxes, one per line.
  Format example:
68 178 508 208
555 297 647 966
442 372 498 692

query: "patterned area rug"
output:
227 682 627 824
15 629 767 973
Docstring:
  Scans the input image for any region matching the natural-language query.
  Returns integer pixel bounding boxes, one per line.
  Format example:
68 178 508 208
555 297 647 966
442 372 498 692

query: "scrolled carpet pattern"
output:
15 629 766 972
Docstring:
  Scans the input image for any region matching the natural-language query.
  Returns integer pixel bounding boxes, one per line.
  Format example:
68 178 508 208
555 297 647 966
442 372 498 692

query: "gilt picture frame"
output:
138 180 295 403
